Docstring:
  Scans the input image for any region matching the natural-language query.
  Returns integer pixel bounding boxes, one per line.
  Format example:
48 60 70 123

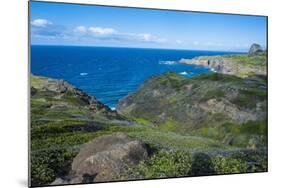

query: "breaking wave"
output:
159 60 177 65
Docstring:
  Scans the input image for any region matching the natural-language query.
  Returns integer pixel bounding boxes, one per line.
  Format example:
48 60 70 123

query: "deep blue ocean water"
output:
31 45 237 108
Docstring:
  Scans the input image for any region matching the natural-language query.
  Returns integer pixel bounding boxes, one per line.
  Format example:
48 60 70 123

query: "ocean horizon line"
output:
30 44 246 53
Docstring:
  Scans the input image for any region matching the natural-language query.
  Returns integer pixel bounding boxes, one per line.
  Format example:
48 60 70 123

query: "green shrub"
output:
212 156 248 174
195 121 267 148
191 153 215 175
127 150 192 179
31 147 76 186
229 150 268 172
31 163 55 186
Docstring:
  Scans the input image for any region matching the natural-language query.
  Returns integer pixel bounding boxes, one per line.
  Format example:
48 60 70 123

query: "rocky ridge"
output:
31 75 119 119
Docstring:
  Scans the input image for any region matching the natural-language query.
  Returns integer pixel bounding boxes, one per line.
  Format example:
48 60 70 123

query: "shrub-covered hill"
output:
31 73 267 187
117 72 267 148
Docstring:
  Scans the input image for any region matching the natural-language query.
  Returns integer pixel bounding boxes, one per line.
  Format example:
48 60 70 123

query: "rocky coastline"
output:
178 44 267 77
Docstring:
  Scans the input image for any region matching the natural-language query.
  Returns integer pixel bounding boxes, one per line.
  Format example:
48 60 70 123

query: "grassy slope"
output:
224 52 267 66
118 72 267 147
116 72 267 180
31 67 267 185
224 52 267 77
31 75 230 186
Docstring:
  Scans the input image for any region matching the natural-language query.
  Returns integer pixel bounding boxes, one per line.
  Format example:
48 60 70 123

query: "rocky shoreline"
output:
178 50 267 78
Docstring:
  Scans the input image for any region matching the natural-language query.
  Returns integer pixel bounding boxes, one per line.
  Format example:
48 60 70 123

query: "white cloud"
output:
31 19 52 27
32 21 167 45
136 33 167 43
73 25 166 43
74 26 116 35
142 33 153 42
88 27 116 35
74 26 87 33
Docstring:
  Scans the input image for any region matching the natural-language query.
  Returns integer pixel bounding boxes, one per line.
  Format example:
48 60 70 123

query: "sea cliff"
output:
178 52 267 77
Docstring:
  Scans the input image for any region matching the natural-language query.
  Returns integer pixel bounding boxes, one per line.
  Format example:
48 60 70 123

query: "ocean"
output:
31 45 237 109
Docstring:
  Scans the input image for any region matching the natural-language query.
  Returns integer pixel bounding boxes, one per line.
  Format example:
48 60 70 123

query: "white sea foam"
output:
80 72 88 76
179 71 194 76
179 71 188 75
110 107 116 110
159 60 177 65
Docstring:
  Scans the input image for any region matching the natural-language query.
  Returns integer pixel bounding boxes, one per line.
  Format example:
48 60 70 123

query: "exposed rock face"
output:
51 132 148 185
179 52 267 77
31 75 119 118
249 43 263 54
179 56 225 73
117 72 267 132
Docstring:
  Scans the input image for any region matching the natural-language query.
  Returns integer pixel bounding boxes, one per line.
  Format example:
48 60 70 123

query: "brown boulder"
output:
52 132 148 185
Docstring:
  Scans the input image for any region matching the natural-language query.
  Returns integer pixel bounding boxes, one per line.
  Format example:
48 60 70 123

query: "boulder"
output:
249 43 263 54
52 132 148 185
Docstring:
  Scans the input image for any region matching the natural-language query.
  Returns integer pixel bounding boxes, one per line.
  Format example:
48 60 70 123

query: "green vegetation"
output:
120 149 266 180
31 63 267 186
158 118 181 132
31 75 108 185
115 69 267 181
224 53 267 77
132 117 153 126
211 156 248 174
123 150 192 179
195 121 267 148
157 72 186 91
118 72 267 134
224 52 267 66
128 127 228 152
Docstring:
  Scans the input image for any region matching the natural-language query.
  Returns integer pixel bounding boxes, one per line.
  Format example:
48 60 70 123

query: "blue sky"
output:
30 1 267 52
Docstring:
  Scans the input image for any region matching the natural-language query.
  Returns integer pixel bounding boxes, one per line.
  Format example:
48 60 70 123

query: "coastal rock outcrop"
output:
178 52 267 77
179 56 226 73
248 43 263 54
51 132 148 184
31 75 119 118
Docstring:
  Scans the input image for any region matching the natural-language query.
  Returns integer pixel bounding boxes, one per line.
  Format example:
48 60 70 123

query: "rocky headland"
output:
117 72 267 146
178 44 267 77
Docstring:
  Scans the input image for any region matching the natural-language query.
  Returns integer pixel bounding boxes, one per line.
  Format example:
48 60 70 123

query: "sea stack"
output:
249 43 263 54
